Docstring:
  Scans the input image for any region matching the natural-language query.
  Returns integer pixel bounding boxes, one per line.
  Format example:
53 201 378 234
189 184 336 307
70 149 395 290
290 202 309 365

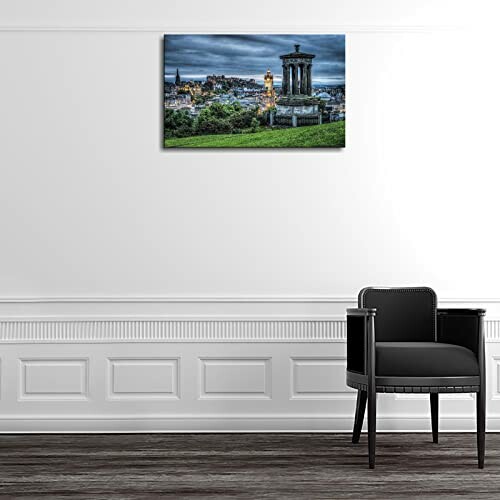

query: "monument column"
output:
307 64 312 95
282 64 289 95
300 64 308 94
291 64 299 95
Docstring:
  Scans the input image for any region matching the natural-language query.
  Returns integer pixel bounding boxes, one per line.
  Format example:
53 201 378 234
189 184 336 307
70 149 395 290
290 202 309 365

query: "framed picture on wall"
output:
163 34 345 148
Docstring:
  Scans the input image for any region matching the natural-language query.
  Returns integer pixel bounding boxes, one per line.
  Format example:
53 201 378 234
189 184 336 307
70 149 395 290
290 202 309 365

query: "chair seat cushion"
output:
375 342 479 377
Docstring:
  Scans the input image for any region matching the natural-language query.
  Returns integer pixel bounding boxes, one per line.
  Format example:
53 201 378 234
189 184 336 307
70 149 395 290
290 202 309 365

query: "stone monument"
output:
274 44 321 127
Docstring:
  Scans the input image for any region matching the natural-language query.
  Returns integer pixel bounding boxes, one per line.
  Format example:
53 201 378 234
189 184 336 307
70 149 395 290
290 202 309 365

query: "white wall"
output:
0 0 499 432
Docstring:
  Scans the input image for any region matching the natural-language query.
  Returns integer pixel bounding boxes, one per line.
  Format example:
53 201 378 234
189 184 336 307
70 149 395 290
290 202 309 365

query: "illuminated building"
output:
264 69 273 95
263 69 276 109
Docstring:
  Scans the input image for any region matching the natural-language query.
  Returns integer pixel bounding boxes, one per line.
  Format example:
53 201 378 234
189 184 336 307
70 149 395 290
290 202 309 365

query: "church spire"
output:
175 68 181 86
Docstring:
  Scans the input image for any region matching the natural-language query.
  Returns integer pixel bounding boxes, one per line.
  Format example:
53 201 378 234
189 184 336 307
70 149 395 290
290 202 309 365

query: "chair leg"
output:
477 387 485 469
430 393 439 444
352 390 367 444
368 389 377 469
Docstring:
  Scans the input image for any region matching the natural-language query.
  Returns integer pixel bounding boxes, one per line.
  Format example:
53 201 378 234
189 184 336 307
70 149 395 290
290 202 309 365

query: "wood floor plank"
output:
0 433 498 499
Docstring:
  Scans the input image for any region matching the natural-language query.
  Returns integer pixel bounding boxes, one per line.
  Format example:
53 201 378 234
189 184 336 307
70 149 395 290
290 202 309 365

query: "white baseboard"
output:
0 416 497 433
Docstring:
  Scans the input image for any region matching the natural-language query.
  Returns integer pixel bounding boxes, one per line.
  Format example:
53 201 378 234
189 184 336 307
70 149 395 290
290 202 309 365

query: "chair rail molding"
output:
1 315 500 344
2 295 498 303
1 295 500 342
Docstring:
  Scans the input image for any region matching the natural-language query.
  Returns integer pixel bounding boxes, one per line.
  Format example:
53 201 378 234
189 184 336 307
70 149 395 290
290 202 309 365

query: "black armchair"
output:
346 287 485 469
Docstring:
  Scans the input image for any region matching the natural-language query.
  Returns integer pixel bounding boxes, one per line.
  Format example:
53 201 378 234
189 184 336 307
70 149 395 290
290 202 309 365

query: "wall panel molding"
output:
290 357 355 399
0 318 347 343
199 357 271 399
107 358 179 400
1 316 500 343
19 358 89 401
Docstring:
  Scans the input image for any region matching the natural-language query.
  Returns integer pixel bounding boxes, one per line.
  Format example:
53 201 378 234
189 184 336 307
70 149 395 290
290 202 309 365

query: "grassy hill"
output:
164 121 345 148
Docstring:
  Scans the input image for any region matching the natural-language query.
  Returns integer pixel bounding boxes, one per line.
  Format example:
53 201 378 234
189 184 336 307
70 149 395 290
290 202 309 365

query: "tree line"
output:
164 103 268 139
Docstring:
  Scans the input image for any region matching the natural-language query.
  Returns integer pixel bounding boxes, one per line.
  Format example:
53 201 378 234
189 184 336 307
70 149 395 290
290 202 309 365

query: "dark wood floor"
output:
0 433 498 499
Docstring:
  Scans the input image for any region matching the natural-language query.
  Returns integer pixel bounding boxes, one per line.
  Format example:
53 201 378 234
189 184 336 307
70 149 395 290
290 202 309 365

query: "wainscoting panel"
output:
1 312 500 432
108 358 179 400
199 358 271 399
20 358 88 401
290 357 355 399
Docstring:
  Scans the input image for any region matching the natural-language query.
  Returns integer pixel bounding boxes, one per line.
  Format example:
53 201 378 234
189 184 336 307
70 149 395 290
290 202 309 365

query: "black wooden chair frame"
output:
346 287 486 469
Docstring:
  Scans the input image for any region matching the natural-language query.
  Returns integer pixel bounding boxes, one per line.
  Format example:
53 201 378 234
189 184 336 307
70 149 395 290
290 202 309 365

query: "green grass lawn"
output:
164 121 345 148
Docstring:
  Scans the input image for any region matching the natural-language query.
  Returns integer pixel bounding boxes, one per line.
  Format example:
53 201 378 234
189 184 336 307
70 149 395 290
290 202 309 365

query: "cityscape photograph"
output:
163 34 345 148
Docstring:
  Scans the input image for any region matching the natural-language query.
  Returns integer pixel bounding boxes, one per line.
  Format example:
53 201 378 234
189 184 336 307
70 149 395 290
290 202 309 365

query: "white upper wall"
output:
0 0 481 28
0 0 499 300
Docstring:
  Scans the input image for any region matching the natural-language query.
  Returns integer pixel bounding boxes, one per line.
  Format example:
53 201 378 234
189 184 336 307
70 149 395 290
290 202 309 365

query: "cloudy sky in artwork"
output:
164 34 345 86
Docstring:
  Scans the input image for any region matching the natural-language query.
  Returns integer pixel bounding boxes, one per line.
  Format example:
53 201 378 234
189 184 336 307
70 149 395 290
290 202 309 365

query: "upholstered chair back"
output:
358 287 437 342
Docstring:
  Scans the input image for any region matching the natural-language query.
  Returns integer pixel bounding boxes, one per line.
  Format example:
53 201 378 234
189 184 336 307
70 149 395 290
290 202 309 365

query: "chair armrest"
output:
347 308 377 316
438 308 486 316
346 308 376 375
437 308 486 357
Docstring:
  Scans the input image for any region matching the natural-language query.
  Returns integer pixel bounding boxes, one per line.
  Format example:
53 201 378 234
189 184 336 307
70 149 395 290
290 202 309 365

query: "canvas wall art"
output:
163 34 345 148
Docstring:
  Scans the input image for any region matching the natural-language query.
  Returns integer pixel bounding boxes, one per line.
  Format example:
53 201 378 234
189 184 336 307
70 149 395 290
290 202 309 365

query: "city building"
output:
165 93 192 109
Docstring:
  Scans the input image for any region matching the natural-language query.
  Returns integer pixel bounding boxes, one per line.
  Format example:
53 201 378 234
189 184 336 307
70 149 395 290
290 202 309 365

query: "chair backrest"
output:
358 287 437 342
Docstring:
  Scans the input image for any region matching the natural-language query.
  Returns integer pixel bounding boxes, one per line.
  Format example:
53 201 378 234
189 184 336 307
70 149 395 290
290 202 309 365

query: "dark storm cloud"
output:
164 34 345 86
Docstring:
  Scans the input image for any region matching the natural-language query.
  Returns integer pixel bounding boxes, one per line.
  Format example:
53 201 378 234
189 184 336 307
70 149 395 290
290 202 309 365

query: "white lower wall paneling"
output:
291 357 355 399
20 358 88 400
108 358 179 400
1 314 500 432
200 358 271 399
